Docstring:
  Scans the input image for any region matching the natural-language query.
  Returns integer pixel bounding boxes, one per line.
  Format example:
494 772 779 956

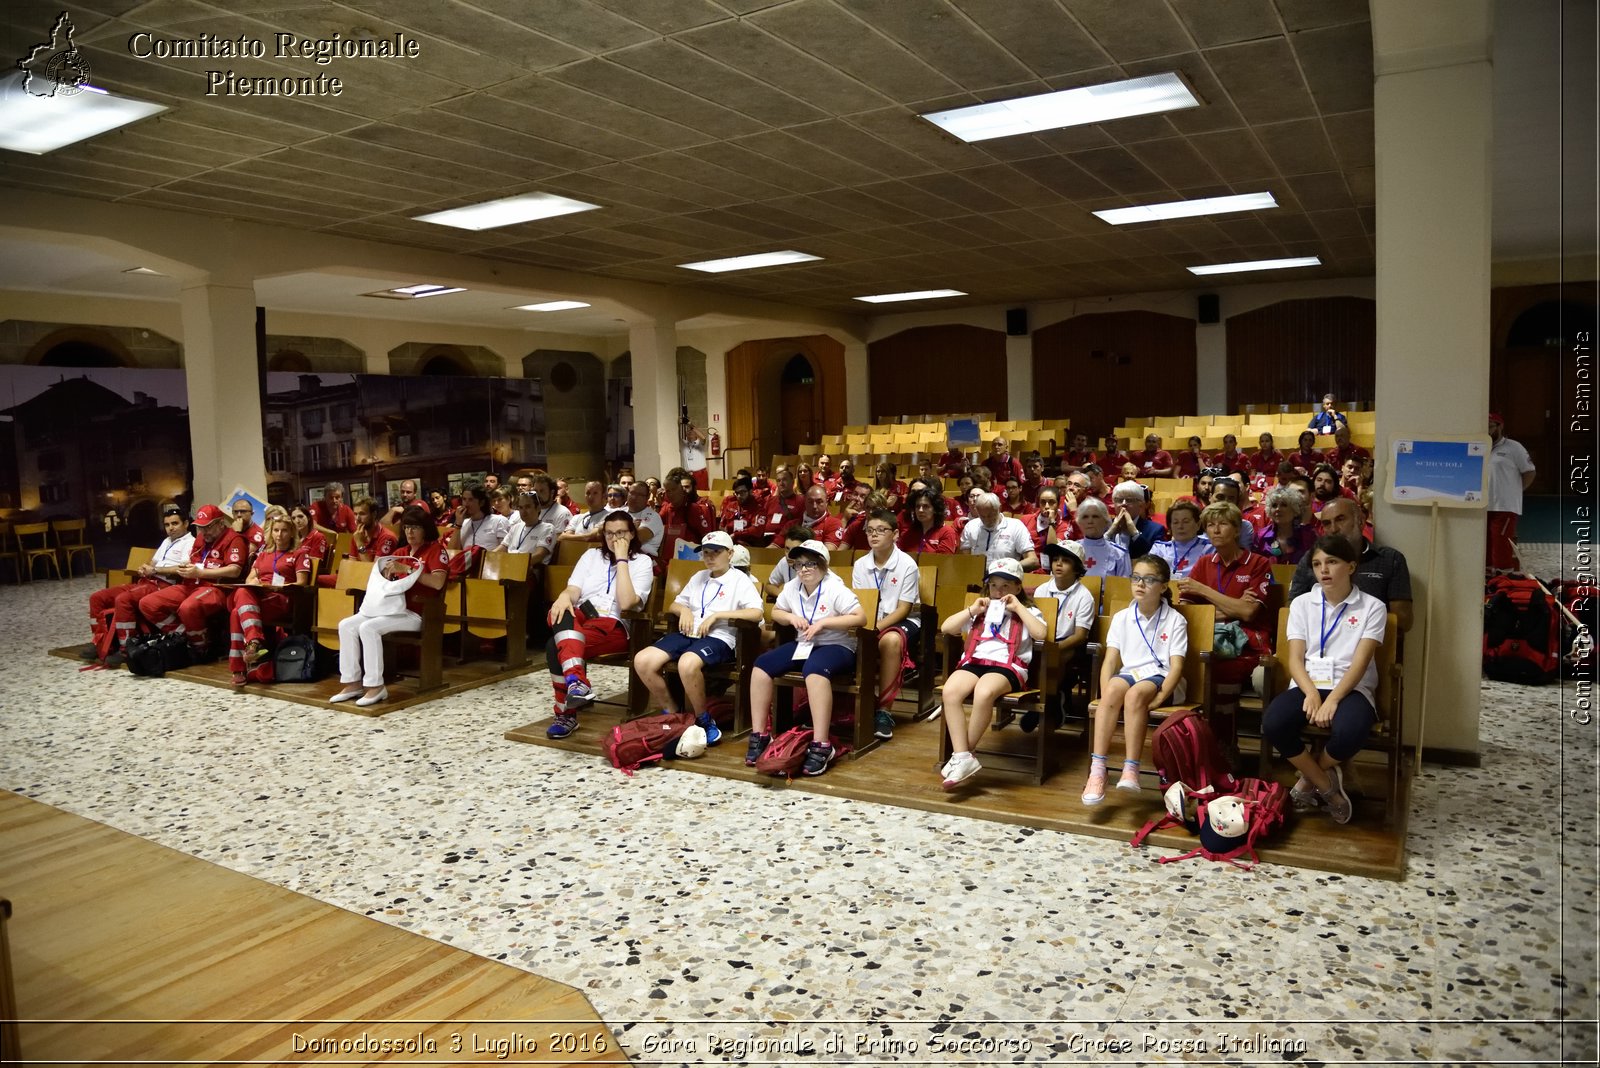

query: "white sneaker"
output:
941 753 981 790
1115 765 1142 792
1081 763 1107 805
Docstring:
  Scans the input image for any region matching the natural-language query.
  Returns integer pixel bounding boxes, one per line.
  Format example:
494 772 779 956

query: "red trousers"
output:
227 587 293 675
1487 511 1520 570
89 580 164 646
545 611 627 715
138 584 229 648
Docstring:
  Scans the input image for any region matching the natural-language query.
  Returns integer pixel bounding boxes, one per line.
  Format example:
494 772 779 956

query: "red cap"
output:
192 504 226 527
1488 411 1504 424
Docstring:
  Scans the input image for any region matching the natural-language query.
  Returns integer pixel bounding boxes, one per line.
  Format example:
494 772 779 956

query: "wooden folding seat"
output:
541 562 660 719
632 559 763 735
104 546 156 588
767 589 882 759
1257 612 1405 825
462 550 533 669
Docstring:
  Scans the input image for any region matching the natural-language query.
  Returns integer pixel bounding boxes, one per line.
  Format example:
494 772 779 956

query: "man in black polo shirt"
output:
1289 497 1413 631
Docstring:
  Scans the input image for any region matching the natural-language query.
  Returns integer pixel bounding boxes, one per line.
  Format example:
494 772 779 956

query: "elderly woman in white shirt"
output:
958 491 1038 572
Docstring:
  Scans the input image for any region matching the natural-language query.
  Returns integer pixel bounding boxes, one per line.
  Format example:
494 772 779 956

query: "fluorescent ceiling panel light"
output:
513 300 590 312
0 72 167 154
678 250 821 273
921 73 1198 144
1187 256 1321 276
414 192 601 230
392 284 465 297
1094 192 1278 226
853 289 967 304
122 266 166 276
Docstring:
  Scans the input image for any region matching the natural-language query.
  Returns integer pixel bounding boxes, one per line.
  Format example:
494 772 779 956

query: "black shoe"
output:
77 643 101 660
103 652 126 668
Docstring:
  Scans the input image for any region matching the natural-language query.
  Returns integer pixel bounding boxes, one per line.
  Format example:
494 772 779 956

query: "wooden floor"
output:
0 793 623 1065
50 646 540 716
508 710 1409 881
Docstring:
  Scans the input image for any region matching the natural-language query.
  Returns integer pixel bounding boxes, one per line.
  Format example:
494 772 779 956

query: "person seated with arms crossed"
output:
1132 434 1175 478
1150 500 1210 580
633 530 763 745
1308 393 1348 437
852 510 925 741
1081 555 1188 804
330 506 448 708
959 491 1038 573
1071 498 1131 578
84 503 193 662
226 514 313 685
897 488 959 554
1263 534 1388 824
1256 485 1317 565
936 558 1047 790
745 540 866 776
1108 481 1166 559
625 480 665 562
137 504 248 661
1026 486 1077 558
542 512 655 739
1028 541 1097 732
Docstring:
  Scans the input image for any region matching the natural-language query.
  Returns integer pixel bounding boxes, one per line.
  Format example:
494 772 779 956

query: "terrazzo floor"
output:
2 545 1595 1066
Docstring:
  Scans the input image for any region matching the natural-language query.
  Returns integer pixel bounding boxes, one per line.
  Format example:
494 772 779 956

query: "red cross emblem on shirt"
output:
1085 556 1098 568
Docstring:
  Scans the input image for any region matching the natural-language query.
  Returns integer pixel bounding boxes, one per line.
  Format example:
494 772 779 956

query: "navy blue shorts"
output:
651 631 736 669
953 663 1022 691
755 641 857 680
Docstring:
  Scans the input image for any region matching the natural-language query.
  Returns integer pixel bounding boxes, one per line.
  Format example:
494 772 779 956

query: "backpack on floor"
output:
754 726 813 777
273 634 319 683
1483 575 1559 684
125 632 192 678
1132 777 1289 870
604 712 696 776
1148 708 1238 795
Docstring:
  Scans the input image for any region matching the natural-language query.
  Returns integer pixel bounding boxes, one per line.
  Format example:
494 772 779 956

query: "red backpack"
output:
604 712 696 776
1133 778 1289 869
754 726 814 777
1148 709 1237 795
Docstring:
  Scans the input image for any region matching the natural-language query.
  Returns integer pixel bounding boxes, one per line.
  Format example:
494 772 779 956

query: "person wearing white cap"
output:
936 557 1046 790
957 491 1038 572
632 531 763 746
745 539 866 777
1029 541 1099 733
1082 554 1188 805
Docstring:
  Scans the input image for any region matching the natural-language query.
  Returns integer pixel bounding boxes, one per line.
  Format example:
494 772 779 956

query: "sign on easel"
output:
1386 437 1491 508
945 418 980 447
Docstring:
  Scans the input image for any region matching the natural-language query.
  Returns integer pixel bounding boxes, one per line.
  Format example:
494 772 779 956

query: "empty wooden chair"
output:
14 523 59 581
52 519 95 576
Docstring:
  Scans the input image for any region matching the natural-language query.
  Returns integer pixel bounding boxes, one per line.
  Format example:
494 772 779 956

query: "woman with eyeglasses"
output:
1256 485 1316 565
745 539 865 777
1081 555 1187 804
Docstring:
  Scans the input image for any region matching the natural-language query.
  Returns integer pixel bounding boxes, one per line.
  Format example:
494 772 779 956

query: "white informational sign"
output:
1386 436 1490 509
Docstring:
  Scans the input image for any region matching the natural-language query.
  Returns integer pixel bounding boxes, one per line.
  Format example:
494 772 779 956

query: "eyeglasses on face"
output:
1130 574 1165 586
793 560 823 571
865 525 895 536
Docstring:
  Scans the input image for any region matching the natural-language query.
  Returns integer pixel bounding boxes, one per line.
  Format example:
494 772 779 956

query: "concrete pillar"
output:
628 320 681 478
180 280 266 506
1371 0 1493 760
1005 332 1032 421
842 341 870 425
1195 320 1227 415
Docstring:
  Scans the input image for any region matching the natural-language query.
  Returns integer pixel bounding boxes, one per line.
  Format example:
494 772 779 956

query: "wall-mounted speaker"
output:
1197 293 1220 324
1005 307 1029 336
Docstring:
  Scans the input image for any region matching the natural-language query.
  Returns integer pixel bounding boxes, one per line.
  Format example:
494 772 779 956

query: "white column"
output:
1371 0 1492 759
842 341 870 425
1005 331 1032 420
180 280 266 506
1194 320 1227 415
628 320 682 478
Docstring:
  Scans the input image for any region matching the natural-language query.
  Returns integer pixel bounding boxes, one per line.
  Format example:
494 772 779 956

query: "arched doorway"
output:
778 353 819 454
420 353 471 376
1494 294 1597 494
24 327 134 367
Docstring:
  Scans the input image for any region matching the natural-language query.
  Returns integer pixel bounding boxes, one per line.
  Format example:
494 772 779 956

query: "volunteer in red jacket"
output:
84 504 193 662
658 468 717 565
1132 434 1174 478
1289 431 1324 475
719 476 770 546
1210 434 1252 477
227 514 313 685
796 484 842 545
897 488 959 554
137 503 247 660
982 436 1023 487
1179 500 1272 746
1252 432 1286 481
1096 435 1132 474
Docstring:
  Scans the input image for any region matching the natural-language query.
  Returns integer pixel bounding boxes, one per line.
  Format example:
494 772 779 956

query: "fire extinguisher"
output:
708 428 721 458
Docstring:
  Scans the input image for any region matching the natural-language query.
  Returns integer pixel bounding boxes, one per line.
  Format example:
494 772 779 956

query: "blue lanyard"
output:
1172 539 1199 572
606 561 617 596
268 550 285 577
700 578 723 620
1319 595 1348 656
798 578 824 627
514 525 532 551
1136 603 1166 664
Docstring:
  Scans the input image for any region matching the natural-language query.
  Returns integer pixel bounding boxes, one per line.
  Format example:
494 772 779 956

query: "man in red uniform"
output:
797 484 842 545
1131 434 1174 478
1095 434 1131 474
379 479 428 533
937 441 972 479
719 476 770 546
230 498 265 564
982 435 1023 487
814 454 835 486
311 481 358 538
1323 425 1372 474
657 467 717 564
1210 434 1253 477
1019 453 1047 505
1059 433 1095 474
137 504 247 659
83 505 194 661
1081 463 1115 506
764 467 806 539
825 458 861 502
1288 431 1324 475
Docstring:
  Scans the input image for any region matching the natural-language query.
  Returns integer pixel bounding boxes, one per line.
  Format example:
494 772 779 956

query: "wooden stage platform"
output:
51 646 539 717
0 792 621 1064
508 709 1409 881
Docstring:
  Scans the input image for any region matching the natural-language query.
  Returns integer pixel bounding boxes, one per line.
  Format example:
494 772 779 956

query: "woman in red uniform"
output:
289 504 329 571
331 506 448 707
227 516 313 684
896 487 959 554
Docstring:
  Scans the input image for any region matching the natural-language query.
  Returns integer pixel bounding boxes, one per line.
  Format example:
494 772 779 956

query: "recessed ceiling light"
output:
1187 256 1321 276
122 266 166 276
678 250 822 273
921 73 1198 144
414 192 601 231
0 71 167 154
363 284 467 300
1094 192 1278 226
513 300 591 312
853 289 968 304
